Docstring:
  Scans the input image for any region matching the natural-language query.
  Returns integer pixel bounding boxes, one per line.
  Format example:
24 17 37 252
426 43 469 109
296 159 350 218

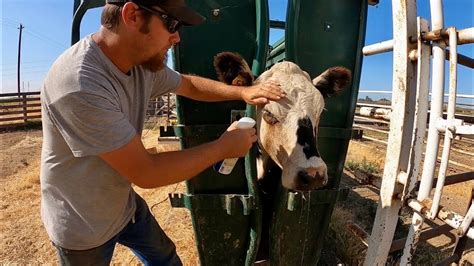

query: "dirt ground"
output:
345 140 474 264
0 126 472 264
0 127 198 265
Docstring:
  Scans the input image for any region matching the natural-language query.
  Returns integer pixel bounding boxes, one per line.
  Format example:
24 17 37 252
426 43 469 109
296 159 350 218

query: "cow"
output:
214 52 351 192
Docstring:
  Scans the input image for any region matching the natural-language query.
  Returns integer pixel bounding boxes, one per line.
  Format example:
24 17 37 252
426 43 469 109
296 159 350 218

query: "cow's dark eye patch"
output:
262 110 279 125
296 116 320 159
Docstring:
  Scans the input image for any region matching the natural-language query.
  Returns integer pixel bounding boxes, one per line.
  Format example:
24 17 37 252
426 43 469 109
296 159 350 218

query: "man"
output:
40 0 284 265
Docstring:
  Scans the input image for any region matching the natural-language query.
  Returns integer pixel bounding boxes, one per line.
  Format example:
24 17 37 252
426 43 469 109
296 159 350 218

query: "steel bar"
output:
408 199 431 216
459 201 474 236
417 0 445 209
353 122 474 156
458 27 474 44
437 119 474 136
354 115 391 125
362 39 394 56
452 236 469 265
350 206 455 253
409 200 472 239
356 102 392 109
468 227 474 239
429 27 458 219
362 135 388 145
401 2 446 262
346 222 369 246
354 124 389 135
364 1 417 264
427 172 474 188
438 208 465 231
358 89 474 99
423 27 474 45
390 223 453 252
269 20 285 29
446 51 474 69
434 254 460 266
401 17 431 201
358 90 393 94
355 133 473 170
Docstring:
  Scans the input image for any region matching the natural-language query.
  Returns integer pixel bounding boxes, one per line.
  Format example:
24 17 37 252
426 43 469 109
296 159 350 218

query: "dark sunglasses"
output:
138 5 182 33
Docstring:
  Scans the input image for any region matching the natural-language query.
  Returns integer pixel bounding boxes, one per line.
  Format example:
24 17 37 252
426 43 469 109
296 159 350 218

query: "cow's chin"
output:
281 166 328 192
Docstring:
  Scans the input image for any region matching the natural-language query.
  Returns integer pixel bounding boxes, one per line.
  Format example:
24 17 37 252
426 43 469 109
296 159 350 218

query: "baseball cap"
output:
106 0 206 26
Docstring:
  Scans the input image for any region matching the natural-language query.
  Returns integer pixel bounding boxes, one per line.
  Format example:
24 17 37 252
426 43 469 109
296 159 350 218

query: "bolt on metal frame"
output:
360 0 474 265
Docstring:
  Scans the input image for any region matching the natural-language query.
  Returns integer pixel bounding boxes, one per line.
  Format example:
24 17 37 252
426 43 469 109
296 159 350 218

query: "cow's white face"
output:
256 62 328 191
213 52 351 192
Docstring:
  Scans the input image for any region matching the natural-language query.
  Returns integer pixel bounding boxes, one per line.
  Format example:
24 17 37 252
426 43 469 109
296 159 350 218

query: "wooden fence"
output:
0 92 42 128
0 92 172 129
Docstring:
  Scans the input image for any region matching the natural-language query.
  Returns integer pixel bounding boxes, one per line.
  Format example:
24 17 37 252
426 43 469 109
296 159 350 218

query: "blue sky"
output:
1 0 472 105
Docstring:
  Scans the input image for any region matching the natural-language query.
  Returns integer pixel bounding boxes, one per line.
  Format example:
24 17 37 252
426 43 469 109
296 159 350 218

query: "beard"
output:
141 51 167 72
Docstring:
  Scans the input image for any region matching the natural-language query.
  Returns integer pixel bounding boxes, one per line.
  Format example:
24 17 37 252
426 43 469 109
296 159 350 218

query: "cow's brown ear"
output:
312 67 352 98
214 52 254 86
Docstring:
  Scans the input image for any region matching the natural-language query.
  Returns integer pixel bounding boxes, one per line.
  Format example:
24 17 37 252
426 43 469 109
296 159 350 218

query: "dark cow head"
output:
214 52 351 191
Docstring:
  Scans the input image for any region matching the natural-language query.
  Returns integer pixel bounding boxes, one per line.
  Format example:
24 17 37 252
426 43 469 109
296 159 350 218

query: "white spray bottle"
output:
213 117 256 175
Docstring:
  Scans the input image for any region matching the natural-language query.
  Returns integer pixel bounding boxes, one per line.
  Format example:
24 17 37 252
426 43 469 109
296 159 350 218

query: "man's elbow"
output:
129 176 158 189
128 174 169 189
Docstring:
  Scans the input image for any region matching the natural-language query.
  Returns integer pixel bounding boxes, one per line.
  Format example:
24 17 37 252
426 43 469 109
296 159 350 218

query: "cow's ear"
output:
214 52 254 86
312 67 352 98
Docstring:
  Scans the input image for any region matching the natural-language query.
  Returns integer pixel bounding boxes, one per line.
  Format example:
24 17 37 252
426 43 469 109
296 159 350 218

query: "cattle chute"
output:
71 0 370 264
170 1 368 264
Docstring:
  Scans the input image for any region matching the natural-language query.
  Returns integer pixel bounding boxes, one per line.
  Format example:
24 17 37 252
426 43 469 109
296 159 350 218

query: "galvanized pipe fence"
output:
361 0 474 265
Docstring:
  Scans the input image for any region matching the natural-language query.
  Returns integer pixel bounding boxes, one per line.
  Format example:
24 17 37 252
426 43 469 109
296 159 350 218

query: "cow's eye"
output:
262 110 279 125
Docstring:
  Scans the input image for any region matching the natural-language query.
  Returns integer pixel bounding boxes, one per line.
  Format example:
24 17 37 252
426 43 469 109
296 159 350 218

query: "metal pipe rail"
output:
354 121 474 156
359 90 474 100
428 27 459 220
407 199 474 240
362 1 473 263
362 27 474 69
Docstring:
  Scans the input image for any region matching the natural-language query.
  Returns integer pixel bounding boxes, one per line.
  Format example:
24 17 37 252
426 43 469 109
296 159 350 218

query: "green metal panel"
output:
175 0 261 127
172 1 269 265
71 0 104 45
267 0 368 264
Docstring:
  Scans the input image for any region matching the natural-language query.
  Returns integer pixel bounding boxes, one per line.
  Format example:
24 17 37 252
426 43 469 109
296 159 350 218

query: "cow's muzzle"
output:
295 167 328 191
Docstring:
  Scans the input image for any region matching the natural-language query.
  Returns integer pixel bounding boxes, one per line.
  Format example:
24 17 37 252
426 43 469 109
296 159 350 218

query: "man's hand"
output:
217 121 258 158
241 80 285 106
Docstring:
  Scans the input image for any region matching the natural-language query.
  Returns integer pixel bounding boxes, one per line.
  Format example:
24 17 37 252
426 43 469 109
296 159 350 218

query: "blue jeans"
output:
53 193 182 266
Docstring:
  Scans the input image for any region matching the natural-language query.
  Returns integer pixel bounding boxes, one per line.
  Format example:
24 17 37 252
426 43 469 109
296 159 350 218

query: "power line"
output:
2 64 53 73
1 59 55 67
1 17 22 25
0 21 19 28
24 29 67 50
2 18 68 50
2 69 49 77
1 62 54 71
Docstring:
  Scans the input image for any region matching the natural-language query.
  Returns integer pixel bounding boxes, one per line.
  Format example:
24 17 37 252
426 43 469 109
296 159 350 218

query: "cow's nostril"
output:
297 171 311 185
314 171 328 183
306 167 318 177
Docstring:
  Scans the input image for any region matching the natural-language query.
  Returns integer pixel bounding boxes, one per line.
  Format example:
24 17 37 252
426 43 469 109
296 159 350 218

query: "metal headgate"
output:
361 0 474 265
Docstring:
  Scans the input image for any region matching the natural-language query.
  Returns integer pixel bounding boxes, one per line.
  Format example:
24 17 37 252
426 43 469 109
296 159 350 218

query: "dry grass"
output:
0 119 198 265
322 206 368 265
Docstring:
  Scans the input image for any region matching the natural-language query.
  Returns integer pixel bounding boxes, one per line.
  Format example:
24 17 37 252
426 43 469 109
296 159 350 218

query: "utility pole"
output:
17 23 24 96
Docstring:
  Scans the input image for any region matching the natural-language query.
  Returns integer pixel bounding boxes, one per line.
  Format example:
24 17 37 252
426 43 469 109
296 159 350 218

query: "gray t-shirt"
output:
40 34 181 250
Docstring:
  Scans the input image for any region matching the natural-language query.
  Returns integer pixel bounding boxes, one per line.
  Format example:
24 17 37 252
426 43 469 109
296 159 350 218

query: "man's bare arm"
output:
176 74 285 105
100 123 257 188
